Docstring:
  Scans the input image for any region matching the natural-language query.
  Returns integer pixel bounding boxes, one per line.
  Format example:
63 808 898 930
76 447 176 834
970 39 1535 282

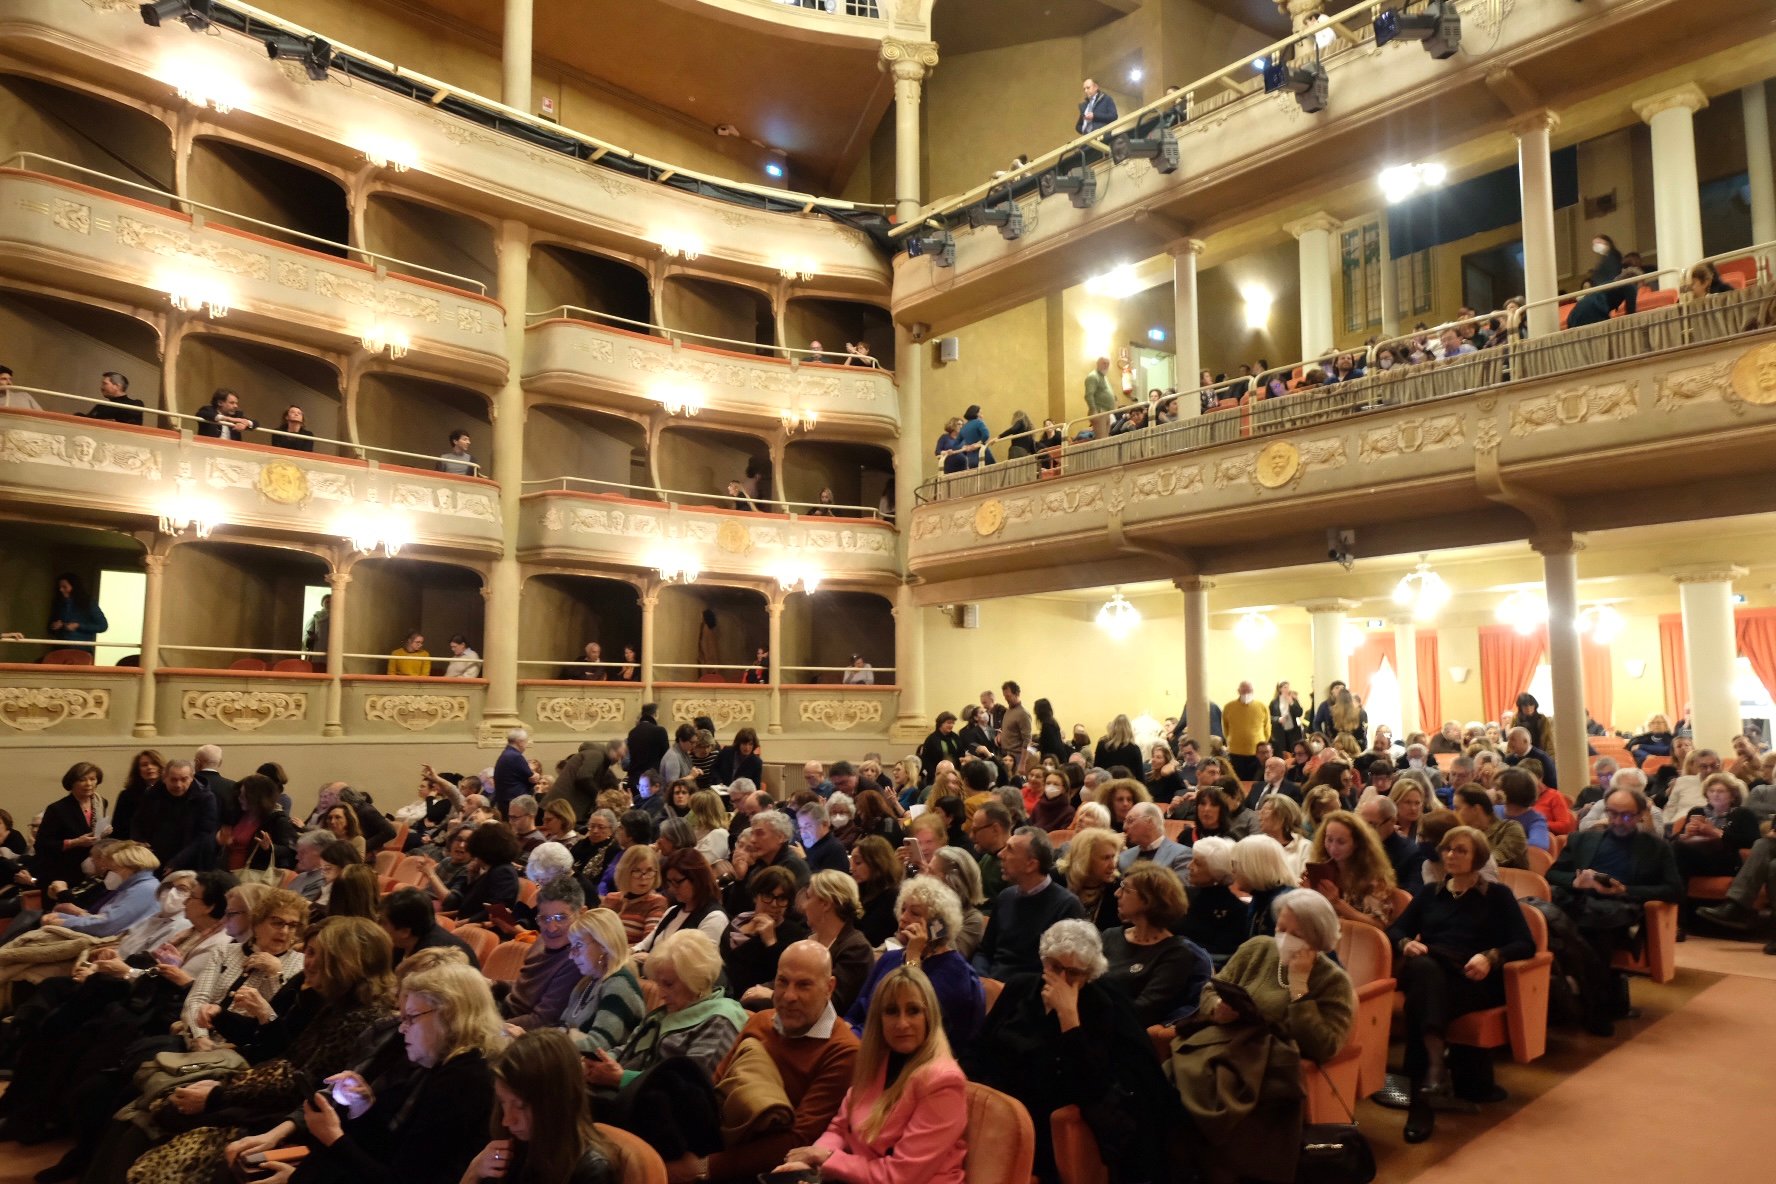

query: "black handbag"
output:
1295 1059 1375 1184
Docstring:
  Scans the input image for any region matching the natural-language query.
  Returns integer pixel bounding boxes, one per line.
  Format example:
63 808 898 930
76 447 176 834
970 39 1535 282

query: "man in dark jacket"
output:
626 704 670 784
131 758 218 871
973 829 1086 980
1075 77 1118 135
548 739 623 823
795 801 850 875
492 728 535 816
193 744 238 826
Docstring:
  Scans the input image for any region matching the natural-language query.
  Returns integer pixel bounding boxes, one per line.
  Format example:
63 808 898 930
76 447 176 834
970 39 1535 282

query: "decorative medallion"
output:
669 698 756 729
535 696 628 732
798 699 885 732
716 519 753 555
1254 441 1301 489
972 498 1006 537
255 460 311 506
181 689 308 731
0 688 110 732
1731 343 1776 407
364 694 469 731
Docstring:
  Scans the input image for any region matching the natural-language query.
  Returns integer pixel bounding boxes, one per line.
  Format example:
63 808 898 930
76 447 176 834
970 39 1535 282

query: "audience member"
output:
973 827 1086 979
437 429 476 475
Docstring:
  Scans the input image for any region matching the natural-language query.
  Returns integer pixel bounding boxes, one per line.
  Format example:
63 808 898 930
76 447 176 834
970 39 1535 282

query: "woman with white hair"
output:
845 877 984 1052
962 919 1174 1184
1178 836 1247 962
926 846 987 959
1230 833 1296 940
1171 890 1356 1182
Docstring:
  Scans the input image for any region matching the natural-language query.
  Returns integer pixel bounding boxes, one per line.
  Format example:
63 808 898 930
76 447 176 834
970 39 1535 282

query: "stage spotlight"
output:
265 32 334 82
904 230 956 268
1110 126 1179 173
1375 1 1462 59
139 0 212 30
966 198 1024 241
1262 60 1328 114
1038 166 1098 208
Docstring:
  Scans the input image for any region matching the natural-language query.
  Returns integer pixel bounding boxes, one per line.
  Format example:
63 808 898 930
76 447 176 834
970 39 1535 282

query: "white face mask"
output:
104 870 125 891
830 813 852 829
1240 692 1254 703
1592 241 1608 256
160 887 190 916
1274 932 1312 964
1044 782 1064 799
1377 355 1394 370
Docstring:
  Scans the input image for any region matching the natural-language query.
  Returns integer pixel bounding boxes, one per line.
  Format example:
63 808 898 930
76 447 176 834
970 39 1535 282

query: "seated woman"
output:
1671 772 1760 879
1300 784 1343 837
1145 741 1186 805
1231 834 1297 940
850 836 905 947
1171 890 1356 1183
113 916 398 1183
1178 837 1248 963
926 846 988 960
898 812 951 877
1189 785 1246 841
851 789 904 850
964 920 1175 1184
1306 808 1399 930
1093 778 1150 832
635 848 729 959
1387 826 1535 1143
1389 777 1433 841
798 870 875 1014
777 965 967 1184
430 823 522 923
223 962 501 1184
687 791 732 865
1060 826 1123 929
721 864 809 1003
600 845 667 947
1103 862 1213 1027
34 838 161 938
562 908 647 1055
847 878 984 1053
1629 714 1675 765
1029 767 1076 832
1257 794 1311 877
325 863 381 921
466 1028 625 1184
320 803 366 858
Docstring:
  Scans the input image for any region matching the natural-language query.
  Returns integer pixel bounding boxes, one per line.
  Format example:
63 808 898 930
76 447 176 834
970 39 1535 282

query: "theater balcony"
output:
0 166 507 386
907 291 1776 601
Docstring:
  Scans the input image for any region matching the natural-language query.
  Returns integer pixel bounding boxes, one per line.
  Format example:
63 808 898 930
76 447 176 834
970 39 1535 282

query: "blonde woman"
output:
1300 785 1342 838
687 790 731 865
1094 714 1143 777
562 908 647 1055
799 869 874 1013
777 965 967 1184
600 845 667 945
1061 826 1123 929
1257 794 1311 877
1307 808 1399 929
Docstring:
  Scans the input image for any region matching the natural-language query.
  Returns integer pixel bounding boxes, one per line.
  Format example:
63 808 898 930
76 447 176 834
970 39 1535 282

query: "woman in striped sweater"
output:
562 908 647 1055
600 845 668 946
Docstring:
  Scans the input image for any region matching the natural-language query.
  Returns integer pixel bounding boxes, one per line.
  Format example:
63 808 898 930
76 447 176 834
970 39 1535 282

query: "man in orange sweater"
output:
671 940 859 1184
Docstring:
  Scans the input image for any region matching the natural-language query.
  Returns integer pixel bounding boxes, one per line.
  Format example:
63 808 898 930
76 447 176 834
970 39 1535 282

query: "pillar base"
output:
891 715 927 743
768 723 784 735
132 723 158 739
322 724 343 738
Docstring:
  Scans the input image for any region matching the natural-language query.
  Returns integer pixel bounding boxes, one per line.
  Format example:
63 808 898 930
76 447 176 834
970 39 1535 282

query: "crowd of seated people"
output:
0 678 1759 1182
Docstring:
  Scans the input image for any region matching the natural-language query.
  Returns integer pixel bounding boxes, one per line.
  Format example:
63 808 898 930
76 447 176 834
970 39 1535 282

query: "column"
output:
132 551 168 738
891 582 926 742
767 594 785 735
502 0 533 113
1302 598 1357 705
1391 614 1419 738
769 437 788 510
1514 111 1562 337
1276 0 1327 33
1536 537 1588 795
880 40 939 223
1744 83 1776 265
482 220 529 732
639 587 658 699
1170 239 1204 412
1177 577 1214 742
1377 216 1400 338
1633 84 1709 289
1284 212 1339 360
322 568 350 738
1668 564 1746 754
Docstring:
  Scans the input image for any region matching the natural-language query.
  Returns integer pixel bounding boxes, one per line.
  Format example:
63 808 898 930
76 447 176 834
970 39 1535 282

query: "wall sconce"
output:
334 502 412 557
1240 283 1273 331
360 324 411 359
1624 659 1647 679
176 75 245 115
653 381 702 417
775 566 822 595
658 232 703 261
356 133 417 172
1095 588 1141 641
1447 665 1470 684
653 552 700 584
779 406 817 434
161 270 233 319
158 478 223 539
777 259 816 282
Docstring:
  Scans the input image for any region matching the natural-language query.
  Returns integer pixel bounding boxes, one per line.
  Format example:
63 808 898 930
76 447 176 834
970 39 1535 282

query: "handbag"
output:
1295 1056 1376 1184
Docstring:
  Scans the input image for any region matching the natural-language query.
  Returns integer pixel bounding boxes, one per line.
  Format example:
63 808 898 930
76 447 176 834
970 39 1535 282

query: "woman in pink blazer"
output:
777 964 967 1184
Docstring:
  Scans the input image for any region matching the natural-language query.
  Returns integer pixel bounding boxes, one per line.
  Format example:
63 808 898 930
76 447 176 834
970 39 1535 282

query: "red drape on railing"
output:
1479 625 1548 723
1735 608 1776 704
1581 635 1613 731
1349 634 1397 709
1417 630 1441 729
1659 614 1689 721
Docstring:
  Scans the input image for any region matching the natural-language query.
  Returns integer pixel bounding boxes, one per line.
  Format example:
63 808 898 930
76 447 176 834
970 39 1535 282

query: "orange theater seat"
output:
981 977 1004 1013
455 925 498 965
1612 899 1678 984
1336 922 1397 1096
963 1083 1036 1184
1050 1106 1108 1184
1498 868 1551 901
40 649 94 665
272 658 315 673
597 1124 668 1184
1444 901 1553 1063
1526 846 1555 876
374 849 401 877
482 939 530 983
517 878 540 908
229 657 269 671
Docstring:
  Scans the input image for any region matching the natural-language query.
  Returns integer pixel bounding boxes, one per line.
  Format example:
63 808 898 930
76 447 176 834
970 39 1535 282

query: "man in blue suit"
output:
1117 803 1192 878
1076 77 1119 135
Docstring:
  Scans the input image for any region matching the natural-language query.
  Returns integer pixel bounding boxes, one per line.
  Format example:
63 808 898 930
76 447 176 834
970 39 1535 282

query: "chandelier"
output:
1577 605 1624 645
658 232 703 261
336 502 412 557
1391 557 1450 621
1233 611 1277 650
778 258 816 283
357 134 416 172
775 566 822 595
1495 589 1549 636
779 406 817 434
163 272 232 319
654 381 702 417
360 324 411 359
655 552 700 584
158 479 223 539
1095 588 1141 641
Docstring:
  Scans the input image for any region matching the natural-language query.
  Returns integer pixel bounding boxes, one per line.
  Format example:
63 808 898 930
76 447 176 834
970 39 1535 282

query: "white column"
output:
1669 564 1747 754
1302 598 1357 706
891 582 926 741
1634 84 1709 289
1392 615 1419 738
1537 538 1589 796
1284 212 1339 360
891 323 925 742
639 588 658 700
880 41 938 223
1177 577 1214 742
482 221 529 731
1743 83 1776 264
1514 111 1562 337
1377 216 1400 338
766 594 785 735
323 568 351 738
133 551 168 738
502 0 533 113
1171 239 1204 412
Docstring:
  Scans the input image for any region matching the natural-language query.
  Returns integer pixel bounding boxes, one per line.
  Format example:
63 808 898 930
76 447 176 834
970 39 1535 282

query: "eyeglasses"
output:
1605 810 1639 821
759 894 791 906
665 875 689 888
398 1007 438 1029
539 912 573 925
262 917 301 931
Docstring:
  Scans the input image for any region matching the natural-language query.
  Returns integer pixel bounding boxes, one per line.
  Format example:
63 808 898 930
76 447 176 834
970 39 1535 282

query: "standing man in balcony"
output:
194 388 257 440
437 429 476 475
1076 77 1119 137
1084 356 1115 440
81 372 143 426
304 594 331 669
0 365 42 410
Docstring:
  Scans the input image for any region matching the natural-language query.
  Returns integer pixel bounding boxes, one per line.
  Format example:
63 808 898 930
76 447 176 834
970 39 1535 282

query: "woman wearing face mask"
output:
1565 234 1637 328
1171 890 1355 1181
1029 769 1076 832
1387 826 1533 1143
39 839 161 938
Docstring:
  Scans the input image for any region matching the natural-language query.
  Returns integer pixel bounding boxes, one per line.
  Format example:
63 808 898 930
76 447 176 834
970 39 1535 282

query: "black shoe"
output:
1697 901 1757 930
1764 939 1776 956
1583 1014 1617 1038
1455 1083 1509 1105
1404 1089 1435 1144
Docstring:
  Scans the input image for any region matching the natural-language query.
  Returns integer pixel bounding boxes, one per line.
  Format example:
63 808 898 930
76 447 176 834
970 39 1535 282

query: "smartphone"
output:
489 902 515 926
1303 861 1338 889
242 1147 311 1173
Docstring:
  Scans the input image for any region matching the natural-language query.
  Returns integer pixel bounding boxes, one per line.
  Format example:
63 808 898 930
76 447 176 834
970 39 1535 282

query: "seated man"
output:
972 828 1085 980
380 885 478 968
677 940 859 1184
285 830 332 901
1502 726 1558 789
721 811 810 916
1454 786 1527 870
1358 794 1421 893
1547 788 1682 1018
499 876 585 1031
1576 768 1666 832
796 801 850 875
1495 768 1552 852
1696 827 1776 955
1117 802 1192 879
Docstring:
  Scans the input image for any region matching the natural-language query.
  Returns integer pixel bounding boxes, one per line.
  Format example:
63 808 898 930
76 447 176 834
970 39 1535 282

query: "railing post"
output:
133 549 169 738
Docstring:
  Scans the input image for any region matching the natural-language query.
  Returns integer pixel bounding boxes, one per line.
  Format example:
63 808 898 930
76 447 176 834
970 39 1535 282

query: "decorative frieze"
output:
0 687 110 732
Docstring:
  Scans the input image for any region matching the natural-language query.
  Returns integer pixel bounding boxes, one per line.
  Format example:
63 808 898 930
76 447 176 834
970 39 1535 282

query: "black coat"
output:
627 716 670 778
131 783 219 871
291 1050 495 1184
196 770 240 826
919 729 961 785
32 793 107 885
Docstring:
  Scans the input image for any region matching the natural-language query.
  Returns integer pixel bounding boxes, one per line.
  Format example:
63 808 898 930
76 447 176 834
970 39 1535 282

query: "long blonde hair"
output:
1331 688 1361 735
1103 714 1135 749
851 965 950 1140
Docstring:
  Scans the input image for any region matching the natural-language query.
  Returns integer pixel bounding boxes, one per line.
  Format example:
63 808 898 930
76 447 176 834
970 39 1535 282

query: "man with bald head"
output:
193 743 239 825
679 940 858 1183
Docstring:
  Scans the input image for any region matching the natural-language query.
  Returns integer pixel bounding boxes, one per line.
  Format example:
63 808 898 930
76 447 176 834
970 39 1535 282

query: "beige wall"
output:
522 405 642 486
356 375 492 472
0 295 164 409
655 585 767 674
161 545 320 661
364 195 498 295
923 38 1082 202
345 559 484 669
0 73 174 198
187 139 348 249
782 591 893 678
1198 238 1301 378
528 245 651 320
661 276 771 348
921 296 1050 471
177 337 343 445
520 575 639 671
656 426 766 500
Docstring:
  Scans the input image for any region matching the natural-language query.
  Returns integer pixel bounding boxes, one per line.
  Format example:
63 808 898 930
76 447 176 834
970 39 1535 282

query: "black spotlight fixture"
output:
1038 166 1098 209
1375 1 1462 59
139 0 212 30
904 230 956 268
966 195 1024 240
265 32 335 82
1262 59 1328 114
1110 126 1180 174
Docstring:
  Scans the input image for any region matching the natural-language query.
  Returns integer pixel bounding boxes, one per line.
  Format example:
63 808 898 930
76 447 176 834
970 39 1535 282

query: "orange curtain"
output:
1659 614 1688 721
1581 635 1613 731
1479 625 1547 723
1735 608 1776 703
1349 634 1398 707
1417 630 1442 728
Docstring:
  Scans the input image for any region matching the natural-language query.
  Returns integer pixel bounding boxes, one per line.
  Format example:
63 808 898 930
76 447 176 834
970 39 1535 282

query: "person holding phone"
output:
464 1029 620 1184
846 878 984 1053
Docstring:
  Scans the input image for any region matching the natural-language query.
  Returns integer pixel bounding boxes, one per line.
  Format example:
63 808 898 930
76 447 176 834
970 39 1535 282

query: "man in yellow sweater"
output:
387 629 432 676
1222 680 1268 781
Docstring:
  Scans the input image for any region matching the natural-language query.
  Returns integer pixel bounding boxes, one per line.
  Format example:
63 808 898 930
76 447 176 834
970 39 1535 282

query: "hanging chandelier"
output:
158 478 223 539
1392 557 1450 621
1233 611 1277 650
1095 588 1141 641
1495 589 1549 636
1578 605 1624 645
